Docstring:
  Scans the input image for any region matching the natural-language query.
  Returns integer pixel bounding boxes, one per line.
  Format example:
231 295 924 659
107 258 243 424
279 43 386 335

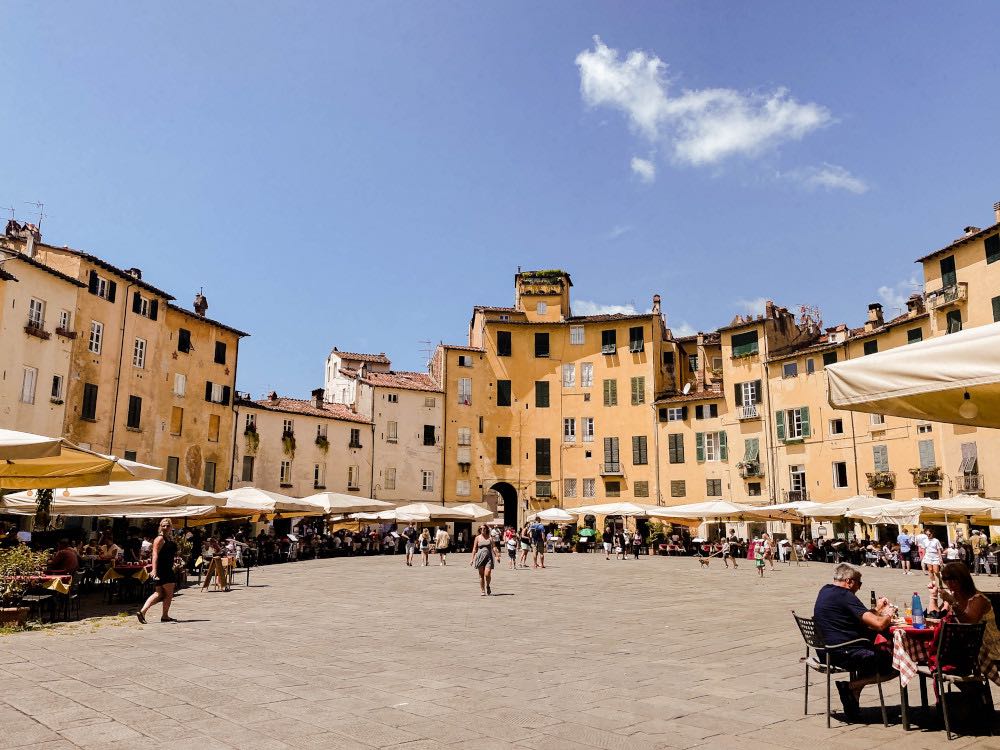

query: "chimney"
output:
193 291 208 318
963 226 981 236
906 293 925 316
126 267 142 280
651 294 661 315
268 391 278 404
24 232 35 259
866 302 884 331
994 201 1000 224
764 300 775 319
311 388 324 409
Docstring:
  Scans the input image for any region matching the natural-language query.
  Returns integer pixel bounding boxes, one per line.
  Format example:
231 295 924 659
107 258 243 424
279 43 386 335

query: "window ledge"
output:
80 417 97 423
125 426 142 433
782 438 804 444
313 485 326 490
347 486 360 492
279 484 293 489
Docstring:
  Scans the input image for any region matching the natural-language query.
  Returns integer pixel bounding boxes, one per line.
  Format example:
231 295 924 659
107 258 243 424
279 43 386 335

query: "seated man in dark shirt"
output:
46 539 80 575
813 563 895 716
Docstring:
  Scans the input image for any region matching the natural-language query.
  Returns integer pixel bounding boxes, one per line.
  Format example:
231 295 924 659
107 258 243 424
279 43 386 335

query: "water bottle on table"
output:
911 591 925 629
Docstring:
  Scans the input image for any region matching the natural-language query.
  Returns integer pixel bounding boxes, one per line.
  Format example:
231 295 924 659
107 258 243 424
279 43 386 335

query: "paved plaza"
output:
2 553 1000 749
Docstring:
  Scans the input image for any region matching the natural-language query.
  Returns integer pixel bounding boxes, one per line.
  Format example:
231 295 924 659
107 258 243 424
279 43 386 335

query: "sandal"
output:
160 616 178 623
135 611 146 624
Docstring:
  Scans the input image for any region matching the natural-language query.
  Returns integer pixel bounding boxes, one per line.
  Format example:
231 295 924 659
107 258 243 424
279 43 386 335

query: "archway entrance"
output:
491 482 518 529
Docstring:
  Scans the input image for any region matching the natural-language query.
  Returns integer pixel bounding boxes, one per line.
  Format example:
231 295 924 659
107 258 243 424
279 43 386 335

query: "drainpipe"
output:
369 382 376 498
227 336 242 489
651 403 662 505
108 281 134 454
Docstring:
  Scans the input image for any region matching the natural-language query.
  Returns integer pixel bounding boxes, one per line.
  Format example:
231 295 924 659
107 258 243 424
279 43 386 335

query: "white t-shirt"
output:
923 538 944 564
914 533 929 552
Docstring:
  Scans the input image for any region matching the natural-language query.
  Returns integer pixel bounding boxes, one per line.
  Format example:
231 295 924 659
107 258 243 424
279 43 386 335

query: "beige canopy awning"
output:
0 429 64 460
0 440 160 490
827 321 1000 427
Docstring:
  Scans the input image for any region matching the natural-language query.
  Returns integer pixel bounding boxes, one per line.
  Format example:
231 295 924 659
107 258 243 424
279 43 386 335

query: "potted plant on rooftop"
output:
0 545 52 628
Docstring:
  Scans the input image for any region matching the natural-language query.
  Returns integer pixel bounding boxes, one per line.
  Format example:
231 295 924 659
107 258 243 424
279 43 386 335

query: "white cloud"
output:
793 163 870 194
671 320 696 337
576 36 833 167
573 300 638 316
877 275 922 314
630 156 656 182
604 224 633 241
737 297 769 316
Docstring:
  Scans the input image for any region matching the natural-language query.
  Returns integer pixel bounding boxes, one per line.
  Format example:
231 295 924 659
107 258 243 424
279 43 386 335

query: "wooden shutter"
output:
536 438 551 475
87 270 98 294
107 280 116 303
709 403 718 418
680 406 688 420
638 436 648 464
993 296 1000 323
873 444 888 472
695 405 703 419
695 432 705 462
800 407 810 437
918 440 935 469
718 431 728 461
149 299 158 321
630 377 639 405
132 291 142 313
744 438 759 462
734 383 742 405
754 380 762 403
986 234 1000 264
775 410 786 441
221 385 231 406
960 442 978 473
215 341 227 364
631 436 642 464
675 434 684 463
536 381 549 407
205 381 213 402
497 380 511 406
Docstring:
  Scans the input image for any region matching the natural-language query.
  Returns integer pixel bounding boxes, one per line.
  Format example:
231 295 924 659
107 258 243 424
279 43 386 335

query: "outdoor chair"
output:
61 571 83 621
21 592 55 624
907 621 992 740
791 611 889 728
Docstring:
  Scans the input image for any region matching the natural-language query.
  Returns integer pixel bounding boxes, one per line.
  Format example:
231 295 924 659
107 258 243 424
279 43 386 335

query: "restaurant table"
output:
3 574 72 594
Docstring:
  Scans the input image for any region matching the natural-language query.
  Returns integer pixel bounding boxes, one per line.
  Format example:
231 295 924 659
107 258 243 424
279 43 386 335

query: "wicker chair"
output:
911 621 992 740
792 611 889 727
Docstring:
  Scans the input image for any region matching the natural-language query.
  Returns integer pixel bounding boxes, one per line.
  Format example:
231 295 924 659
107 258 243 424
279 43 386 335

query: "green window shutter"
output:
873 444 888 472
986 234 1000 264
993 296 1000 323
640 436 647 464
754 380 762 403
603 379 611 406
775 410 786 441
630 377 639 405
734 383 741 405
744 438 759 462
695 432 705 462
631 376 644 404
632 435 641 464
800 406 810 438
604 437 614 464
609 379 618 405
718 431 728 461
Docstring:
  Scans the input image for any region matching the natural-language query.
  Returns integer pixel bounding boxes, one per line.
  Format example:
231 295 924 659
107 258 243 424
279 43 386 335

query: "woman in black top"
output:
136 518 179 624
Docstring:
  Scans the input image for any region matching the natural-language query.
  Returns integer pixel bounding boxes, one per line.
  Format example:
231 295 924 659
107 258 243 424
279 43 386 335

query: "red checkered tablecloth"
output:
892 626 1000 687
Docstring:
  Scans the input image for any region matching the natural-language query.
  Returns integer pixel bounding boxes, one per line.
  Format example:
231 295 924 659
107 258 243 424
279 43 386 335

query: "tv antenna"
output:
418 340 433 368
24 201 47 230
3 205 15 220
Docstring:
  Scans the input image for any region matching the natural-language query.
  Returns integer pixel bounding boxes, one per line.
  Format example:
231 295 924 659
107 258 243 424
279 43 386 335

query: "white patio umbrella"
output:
526 508 576 523
3 479 221 510
647 500 792 522
0 429 63 460
827 321 1000 428
0 503 222 519
563 502 652 517
389 503 478 520
449 503 493 520
797 495 884 521
298 491 394 514
846 500 923 525
217 487 321 515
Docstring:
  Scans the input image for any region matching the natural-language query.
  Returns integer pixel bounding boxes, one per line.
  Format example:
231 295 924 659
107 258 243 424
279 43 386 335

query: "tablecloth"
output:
892 626 1000 687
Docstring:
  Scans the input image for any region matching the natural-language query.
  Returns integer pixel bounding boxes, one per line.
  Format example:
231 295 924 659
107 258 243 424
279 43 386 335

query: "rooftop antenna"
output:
23 201 47 230
418 339 433 368
3 205 15 220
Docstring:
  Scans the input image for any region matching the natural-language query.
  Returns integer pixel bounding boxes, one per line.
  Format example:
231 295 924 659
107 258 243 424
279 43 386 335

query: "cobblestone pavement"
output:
3 553 1000 749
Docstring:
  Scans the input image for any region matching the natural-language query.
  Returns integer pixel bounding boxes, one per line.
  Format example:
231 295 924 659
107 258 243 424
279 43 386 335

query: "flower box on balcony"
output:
909 467 942 486
737 461 764 479
866 471 896 490
24 323 50 340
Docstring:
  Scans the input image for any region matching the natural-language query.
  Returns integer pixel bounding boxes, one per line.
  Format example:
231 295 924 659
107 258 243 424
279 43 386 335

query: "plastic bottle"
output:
912 591 925 629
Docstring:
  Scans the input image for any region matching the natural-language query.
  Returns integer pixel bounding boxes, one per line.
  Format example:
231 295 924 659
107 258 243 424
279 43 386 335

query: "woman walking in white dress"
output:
470 525 498 596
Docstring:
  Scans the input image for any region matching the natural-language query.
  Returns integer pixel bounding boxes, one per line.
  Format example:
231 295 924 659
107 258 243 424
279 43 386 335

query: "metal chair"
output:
792 611 889 727
912 621 992 740
21 592 55 623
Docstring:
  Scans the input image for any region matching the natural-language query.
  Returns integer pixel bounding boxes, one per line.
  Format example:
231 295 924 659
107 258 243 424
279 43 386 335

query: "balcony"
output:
926 282 968 311
738 461 764 479
24 320 50 340
600 462 623 476
54 326 77 339
601 344 616 355
955 474 985 494
866 471 896 491
783 489 809 502
737 404 760 421
629 342 644 353
909 467 942 486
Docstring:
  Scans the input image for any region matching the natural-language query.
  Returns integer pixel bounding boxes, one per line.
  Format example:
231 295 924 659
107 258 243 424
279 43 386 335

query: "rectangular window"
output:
630 376 645 405
602 379 618 406
688 354 698 374
665 407 685 422
214 341 227 365
694 403 719 419
696 431 728 462
496 379 511 406
959 442 978 474
918 439 935 469
457 426 471 446
564 478 577 498
563 418 576 443
562 364 576 388
536 480 552 497
782 361 798 378
58 309 71 331
88 321 103 354
605 481 620 498
126 395 142 429
747 482 761 497
940 255 957 287
829 418 844 436
870 413 885 426
169 406 183 436
132 338 146 369
87 271 115 301
347 464 361 489
385 467 396 490
580 362 594 388
832 461 849 489
570 325 585 345
670 480 686 498
823 351 838 366
629 326 644 352
387 420 398 442
245 413 256 431
873 444 889 472
174 373 186 396
313 463 325 489
457 355 473 367
986 234 1000 264
387 393 398 403
668 434 684 464
776 407 810 441
280 460 292 486
51 374 63 400
806 358 815 375
582 417 594 442
283 418 294 434
601 329 617 354
536 301 547 314
28 297 45 328
208 414 220 442
166 456 179 484
205 381 229 405
917 423 932 434
316 424 328 440
496 436 512 465
424 396 436 407
946 309 962 334
496 330 511 357
456 480 471 497
177 328 191 353
351 427 363 448
421 470 434 492
534 332 549 358
583 478 596 498
907 328 923 344
863 340 878 356
706 479 722 497
458 377 472 405
731 330 760 357
535 380 550 408
631 435 648 465
241 456 254 482
20 367 37 404
81 383 98 420
736 380 762 408
633 480 649 498
536 438 551 475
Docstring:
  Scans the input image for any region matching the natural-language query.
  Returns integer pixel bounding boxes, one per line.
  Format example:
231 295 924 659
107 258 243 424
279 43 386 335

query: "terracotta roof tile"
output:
3 251 86 288
167 303 250 337
915 221 1000 263
654 388 724 404
565 312 654 323
238 395 371 424
474 305 518 313
359 370 442 393
330 348 390 364
442 343 486 352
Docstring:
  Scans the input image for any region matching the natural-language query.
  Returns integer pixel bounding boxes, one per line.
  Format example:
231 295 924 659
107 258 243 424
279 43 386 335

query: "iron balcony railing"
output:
926 282 968 311
783 489 809 502
955 474 985 494
909 467 942 486
737 404 759 420
600 462 623 475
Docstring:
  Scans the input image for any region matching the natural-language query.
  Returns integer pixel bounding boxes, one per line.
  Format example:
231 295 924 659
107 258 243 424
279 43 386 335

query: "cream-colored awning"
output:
0 429 63 460
827 321 1000 427
298 492 394 514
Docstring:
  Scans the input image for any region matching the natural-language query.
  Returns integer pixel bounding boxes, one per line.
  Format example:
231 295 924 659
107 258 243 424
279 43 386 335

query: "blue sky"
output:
3 2 999 398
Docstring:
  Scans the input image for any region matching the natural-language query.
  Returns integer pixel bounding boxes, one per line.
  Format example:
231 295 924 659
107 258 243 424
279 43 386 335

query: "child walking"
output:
754 540 766 579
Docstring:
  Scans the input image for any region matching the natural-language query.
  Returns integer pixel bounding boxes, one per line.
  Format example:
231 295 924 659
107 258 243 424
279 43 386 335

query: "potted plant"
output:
0 545 51 628
244 426 260 454
315 435 329 452
281 430 296 458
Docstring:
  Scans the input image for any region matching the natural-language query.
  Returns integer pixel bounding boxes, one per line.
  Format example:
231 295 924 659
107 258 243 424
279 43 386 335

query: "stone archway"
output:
491 482 518 528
